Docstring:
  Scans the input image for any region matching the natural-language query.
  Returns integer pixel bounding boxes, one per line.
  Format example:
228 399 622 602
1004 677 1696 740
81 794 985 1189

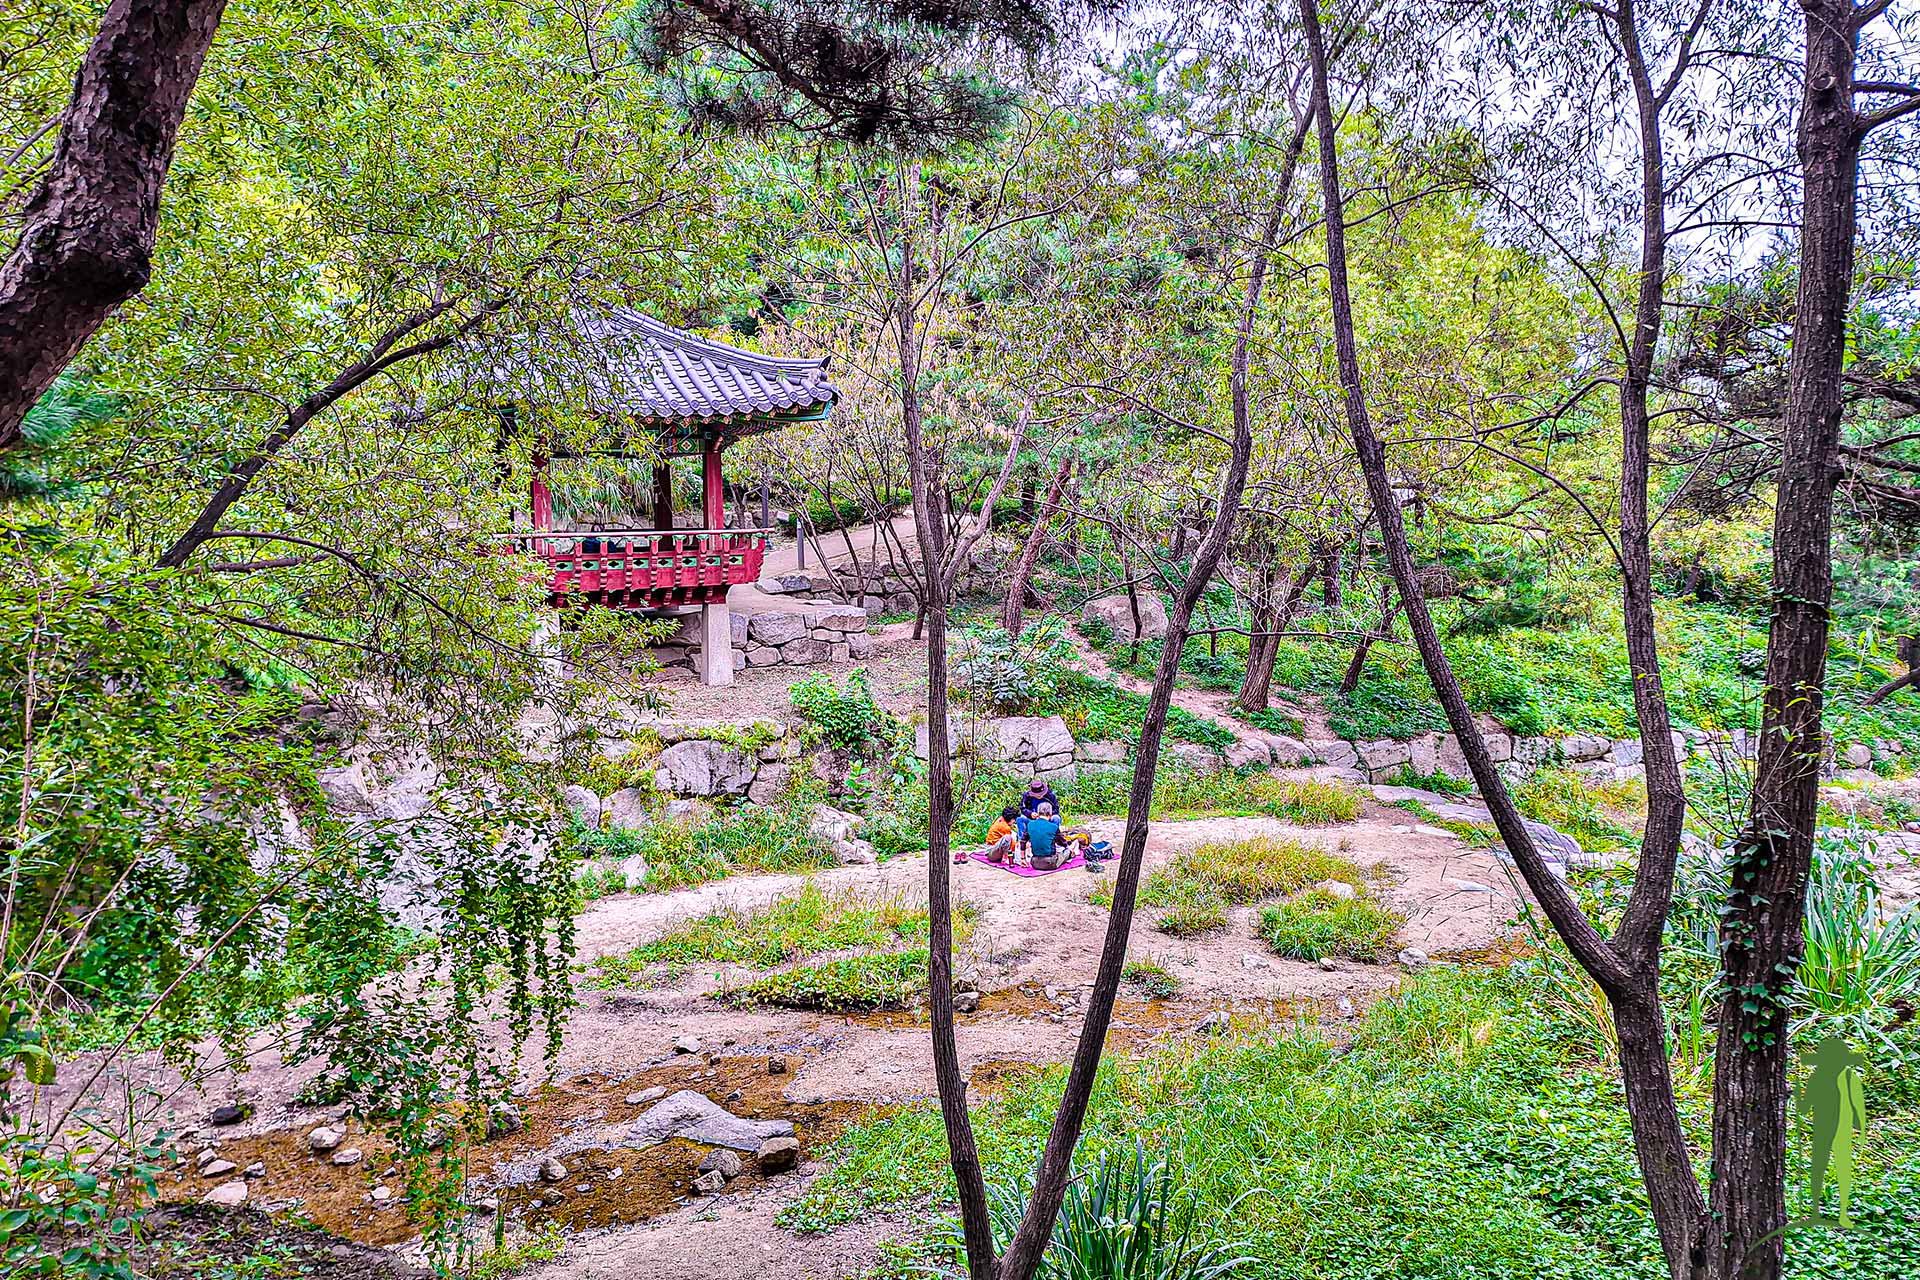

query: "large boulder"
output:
846 630 876 660
779 637 830 666
315 752 440 821
914 720 963 760
1075 739 1128 764
984 716 1077 767
1164 743 1223 775
1358 739 1412 773
655 740 757 797
1224 739 1272 769
604 787 653 831
747 762 792 805
804 604 868 633
1082 593 1168 642
561 784 602 827
747 612 809 646
623 1091 793 1153
1559 733 1610 762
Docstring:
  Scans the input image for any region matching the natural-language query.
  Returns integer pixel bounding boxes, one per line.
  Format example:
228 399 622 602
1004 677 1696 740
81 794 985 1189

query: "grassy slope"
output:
784 966 1920 1280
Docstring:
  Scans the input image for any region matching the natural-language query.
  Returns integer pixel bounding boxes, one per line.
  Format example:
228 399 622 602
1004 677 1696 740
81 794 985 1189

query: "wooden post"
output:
702 438 726 529
652 461 673 532
530 454 553 531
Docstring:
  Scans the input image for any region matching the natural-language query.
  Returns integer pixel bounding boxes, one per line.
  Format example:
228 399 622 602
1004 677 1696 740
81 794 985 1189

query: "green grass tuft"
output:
1102 837 1367 937
1258 892 1406 962
722 949 933 1011
1121 958 1182 999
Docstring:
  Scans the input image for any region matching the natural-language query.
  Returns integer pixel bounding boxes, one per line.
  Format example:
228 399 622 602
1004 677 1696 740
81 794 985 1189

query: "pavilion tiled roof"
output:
584 309 836 423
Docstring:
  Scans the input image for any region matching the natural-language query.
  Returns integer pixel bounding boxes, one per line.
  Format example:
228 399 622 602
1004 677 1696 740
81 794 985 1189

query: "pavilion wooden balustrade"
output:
512 527 769 608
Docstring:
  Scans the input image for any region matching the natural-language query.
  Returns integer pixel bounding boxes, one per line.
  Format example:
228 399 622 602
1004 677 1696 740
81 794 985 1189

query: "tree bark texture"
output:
1713 6 1863 1275
0 0 228 451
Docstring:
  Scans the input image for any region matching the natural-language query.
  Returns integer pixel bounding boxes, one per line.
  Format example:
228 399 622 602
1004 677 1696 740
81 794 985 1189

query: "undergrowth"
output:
1258 892 1405 962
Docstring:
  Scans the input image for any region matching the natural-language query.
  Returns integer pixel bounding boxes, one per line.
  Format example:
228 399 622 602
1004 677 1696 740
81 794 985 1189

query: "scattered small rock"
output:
486 1102 524 1139
540 1157 567 1183
307 1126 345 1154
195 1147 219 1168
673 1035 702 1055
1397 947 1429 970
1317 958 1339 972
1196 1011 1230 1036
370 1186 393 1204
767 1058 788 1076
575 1183 591 1194
1309 879 1358 901
756 1136 801 1173
723 1035 737 1046
1447 879 1493 894
200 1159 237 1178
708 1054 723 1066
725 1089 743 1103
475 1197 499 1214
202 1180 248 1206
698 1149 744 1179
953 969 981 994
242 1162 266 1179
607 1168 623 1181
1239 953 1268 971
1335 996 1357 1019
953 990 980 1014
625 1086 668 1106
329 1148 363 1167
208 1104 249 1127
693 1169 727 1194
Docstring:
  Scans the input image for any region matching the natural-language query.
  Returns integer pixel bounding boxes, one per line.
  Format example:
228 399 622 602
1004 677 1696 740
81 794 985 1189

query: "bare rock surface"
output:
622 1090 795 1152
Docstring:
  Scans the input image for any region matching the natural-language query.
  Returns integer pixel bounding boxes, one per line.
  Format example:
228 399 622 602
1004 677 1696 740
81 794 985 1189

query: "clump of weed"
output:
1127 837 1366 937
589 881 936 987
1516 767 1641 852
1258 892 1405 962
1121 958 1182 999
723 949 933 1011
623 797 840 892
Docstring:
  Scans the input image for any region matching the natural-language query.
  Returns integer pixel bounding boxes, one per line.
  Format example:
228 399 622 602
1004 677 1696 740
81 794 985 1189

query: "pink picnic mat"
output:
966 851 1086 876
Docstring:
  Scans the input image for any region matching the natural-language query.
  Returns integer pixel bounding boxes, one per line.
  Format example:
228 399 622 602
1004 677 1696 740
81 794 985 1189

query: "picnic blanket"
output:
967 851 1087 876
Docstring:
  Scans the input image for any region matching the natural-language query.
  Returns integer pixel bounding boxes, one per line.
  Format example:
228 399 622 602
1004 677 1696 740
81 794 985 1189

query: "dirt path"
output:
114 802 1523 1279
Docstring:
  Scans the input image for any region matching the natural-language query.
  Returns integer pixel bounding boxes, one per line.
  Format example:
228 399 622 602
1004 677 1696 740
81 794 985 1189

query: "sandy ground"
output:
79 799 1526 1279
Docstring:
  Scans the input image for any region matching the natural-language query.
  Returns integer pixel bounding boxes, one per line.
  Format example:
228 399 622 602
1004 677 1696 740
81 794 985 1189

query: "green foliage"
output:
613 798 839 893
975 1141 1252 1280
952 619 1078 713
1258 893 1406 962
1327 681 1448 741
589 881 934 984
791 668 902 752
0 1125 161 1280
1382 765 1474 797
1065 678 1237 749
1240 707 1305 737
1515 768 1641 853
467 1224 565 1279
722 949 934 1011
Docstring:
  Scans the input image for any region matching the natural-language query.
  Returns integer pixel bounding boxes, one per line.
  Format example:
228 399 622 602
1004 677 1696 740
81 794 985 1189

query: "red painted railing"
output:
517 528 768 607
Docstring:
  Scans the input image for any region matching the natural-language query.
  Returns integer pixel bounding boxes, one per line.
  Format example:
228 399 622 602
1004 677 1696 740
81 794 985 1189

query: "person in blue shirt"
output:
1022 802 1066 870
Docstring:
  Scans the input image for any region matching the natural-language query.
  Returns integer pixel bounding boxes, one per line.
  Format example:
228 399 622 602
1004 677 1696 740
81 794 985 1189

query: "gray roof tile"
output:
583 310 836 423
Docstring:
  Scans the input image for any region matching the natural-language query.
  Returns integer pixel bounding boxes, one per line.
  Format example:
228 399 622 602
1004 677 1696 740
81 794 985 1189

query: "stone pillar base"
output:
698 602 735 687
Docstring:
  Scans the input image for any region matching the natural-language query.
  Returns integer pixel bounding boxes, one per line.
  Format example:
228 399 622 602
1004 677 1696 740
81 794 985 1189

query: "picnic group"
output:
955 778 1111 874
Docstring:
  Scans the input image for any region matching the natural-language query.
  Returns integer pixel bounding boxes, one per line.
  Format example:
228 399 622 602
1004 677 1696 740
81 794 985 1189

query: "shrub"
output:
791 667 900 752
1258 893 1405 962
722 949 933 1011
1382 765 1475 798
1067 677 1236 748
952 619 1079 713
1327 682 1448 741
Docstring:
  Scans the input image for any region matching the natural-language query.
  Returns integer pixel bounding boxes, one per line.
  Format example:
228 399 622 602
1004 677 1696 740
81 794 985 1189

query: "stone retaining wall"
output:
651 604 873 675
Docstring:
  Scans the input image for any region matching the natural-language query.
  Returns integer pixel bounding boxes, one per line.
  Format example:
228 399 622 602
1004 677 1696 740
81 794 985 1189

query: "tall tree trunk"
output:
1713 7 1863 1275
1295 4 1709 1276
1236 558 1314 713
892 185 994 1280
1002 451 1074 636
0 0 229 452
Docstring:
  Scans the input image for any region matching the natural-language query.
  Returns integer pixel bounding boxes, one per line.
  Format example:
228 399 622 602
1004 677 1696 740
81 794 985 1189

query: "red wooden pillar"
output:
701 438 726 529
530 453 553 530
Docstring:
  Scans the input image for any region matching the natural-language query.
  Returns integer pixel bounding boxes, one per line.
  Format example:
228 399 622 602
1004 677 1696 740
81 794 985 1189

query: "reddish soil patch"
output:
153 1053 874 1248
